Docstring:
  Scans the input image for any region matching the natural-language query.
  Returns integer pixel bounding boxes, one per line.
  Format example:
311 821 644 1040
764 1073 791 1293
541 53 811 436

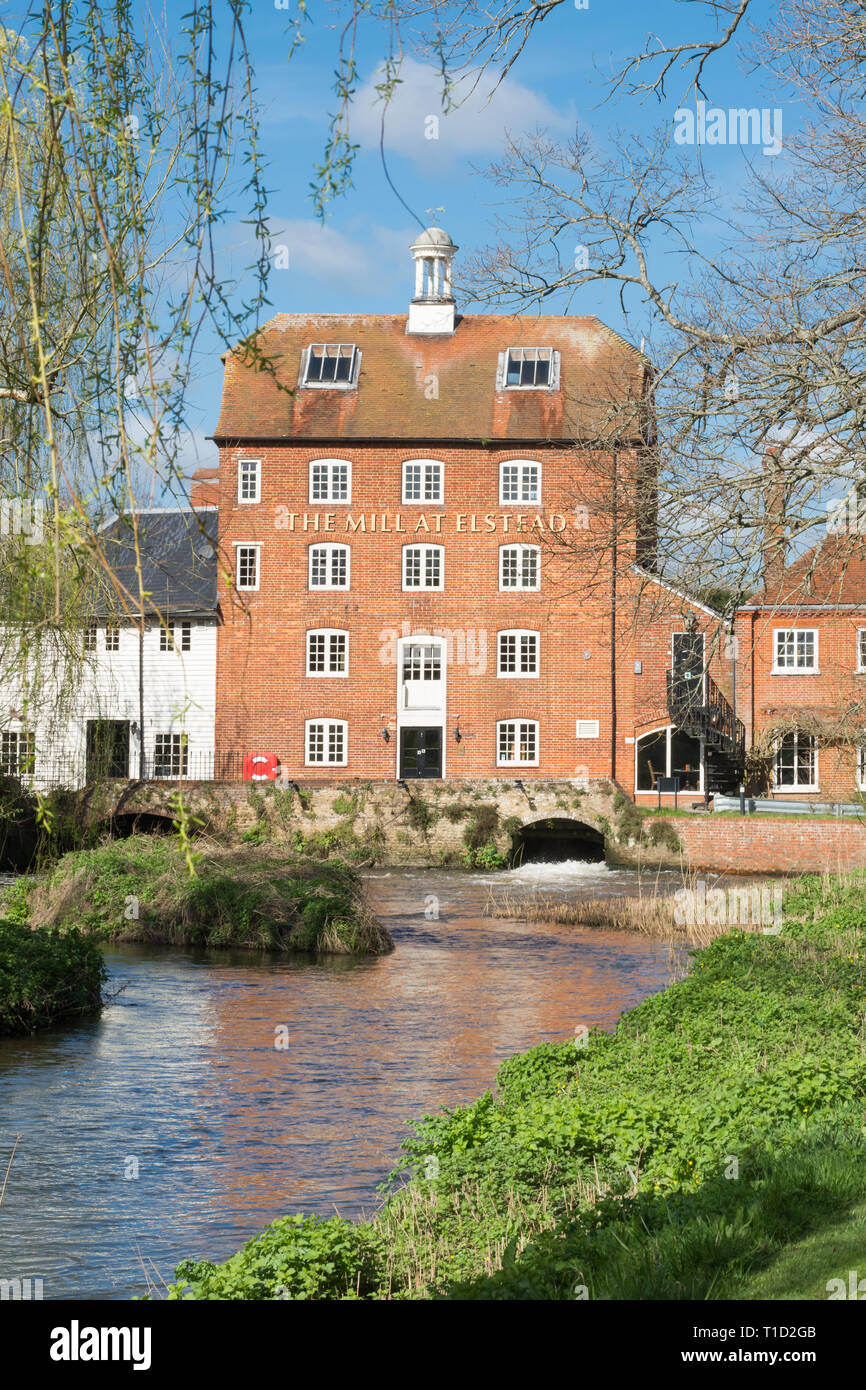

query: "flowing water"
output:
0 860 693 1300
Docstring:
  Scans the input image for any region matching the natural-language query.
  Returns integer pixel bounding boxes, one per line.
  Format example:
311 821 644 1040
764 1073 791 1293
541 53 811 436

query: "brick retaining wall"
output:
649 816 866 874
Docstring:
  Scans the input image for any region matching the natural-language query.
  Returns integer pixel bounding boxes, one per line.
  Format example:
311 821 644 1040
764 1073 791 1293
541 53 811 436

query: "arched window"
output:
402 543 444 590
497 629 539 677
308 543 350 589
309 458 351 503
635 727 702 793
497 720 539 766
499 459 541 505
305 719 348 766
402 459 443 504
306 629 349 677
499 544 540 591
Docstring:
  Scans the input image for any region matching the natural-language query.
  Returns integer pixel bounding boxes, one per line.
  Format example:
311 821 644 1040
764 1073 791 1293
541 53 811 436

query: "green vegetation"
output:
0 913 105 1035
168 870 866 1299
406 796 435 835
2 836 392 955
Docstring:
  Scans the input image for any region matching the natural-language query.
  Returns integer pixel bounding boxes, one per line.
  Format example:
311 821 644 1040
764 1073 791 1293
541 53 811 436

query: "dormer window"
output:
497 347 560 390
301 343 360 388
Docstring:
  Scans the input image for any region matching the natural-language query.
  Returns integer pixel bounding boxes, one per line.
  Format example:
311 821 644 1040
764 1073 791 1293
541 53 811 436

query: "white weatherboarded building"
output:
0 508 219 789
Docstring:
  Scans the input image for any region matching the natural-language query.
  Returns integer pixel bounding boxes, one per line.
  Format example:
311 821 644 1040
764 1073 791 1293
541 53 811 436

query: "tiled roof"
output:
214 314 648 443
748 536 866 608
94 509 219 618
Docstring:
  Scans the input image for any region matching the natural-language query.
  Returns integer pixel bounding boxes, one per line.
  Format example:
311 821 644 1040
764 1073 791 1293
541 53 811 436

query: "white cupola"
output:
407 227 457 335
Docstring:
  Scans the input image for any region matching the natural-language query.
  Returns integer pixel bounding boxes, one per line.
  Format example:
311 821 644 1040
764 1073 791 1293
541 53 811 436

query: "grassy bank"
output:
1 836 393 955
166 869 866 1300
0 917 105 1035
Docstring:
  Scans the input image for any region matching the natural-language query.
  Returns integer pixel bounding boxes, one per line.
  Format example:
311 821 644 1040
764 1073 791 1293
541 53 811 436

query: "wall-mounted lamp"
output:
381 727 390 742
453 715 462 743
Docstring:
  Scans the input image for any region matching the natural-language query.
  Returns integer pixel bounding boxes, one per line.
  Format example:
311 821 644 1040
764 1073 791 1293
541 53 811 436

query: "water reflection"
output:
0 864 683 1300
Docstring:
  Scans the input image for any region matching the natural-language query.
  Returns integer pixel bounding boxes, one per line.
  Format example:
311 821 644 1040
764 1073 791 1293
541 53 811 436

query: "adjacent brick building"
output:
736 531 866 801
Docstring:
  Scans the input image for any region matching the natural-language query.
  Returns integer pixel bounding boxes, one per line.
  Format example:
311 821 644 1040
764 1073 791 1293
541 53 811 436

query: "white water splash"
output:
501 858 613 887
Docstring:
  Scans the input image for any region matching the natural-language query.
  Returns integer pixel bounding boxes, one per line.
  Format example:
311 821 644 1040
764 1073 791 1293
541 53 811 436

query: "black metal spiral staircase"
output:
666 670 746 797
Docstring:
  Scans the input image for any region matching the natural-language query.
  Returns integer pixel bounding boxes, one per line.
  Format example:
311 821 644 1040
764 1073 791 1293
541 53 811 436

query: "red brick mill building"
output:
209 228 744 799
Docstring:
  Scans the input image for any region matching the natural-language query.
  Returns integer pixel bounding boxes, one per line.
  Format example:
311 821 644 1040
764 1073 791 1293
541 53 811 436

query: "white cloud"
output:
349 58 574 163
266 218 415 289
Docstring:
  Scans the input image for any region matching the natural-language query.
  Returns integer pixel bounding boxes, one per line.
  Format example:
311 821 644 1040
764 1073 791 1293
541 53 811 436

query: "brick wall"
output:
650 814 866 873
214 443 727 789
735 607 866 801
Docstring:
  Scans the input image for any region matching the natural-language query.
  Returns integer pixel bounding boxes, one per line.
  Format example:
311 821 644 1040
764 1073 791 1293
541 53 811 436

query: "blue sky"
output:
171 0 787 468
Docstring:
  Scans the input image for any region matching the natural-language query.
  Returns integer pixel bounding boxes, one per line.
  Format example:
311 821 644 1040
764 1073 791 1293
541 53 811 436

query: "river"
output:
0 859 691 1300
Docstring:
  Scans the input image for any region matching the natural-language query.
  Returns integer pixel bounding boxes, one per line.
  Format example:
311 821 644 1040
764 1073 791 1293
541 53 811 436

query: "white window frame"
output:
237 458 261 504
153 732 188 779
401 458 444 505
497 629 539 678
499 459 541 506
308 543 350 590
496 719 539 767
772 627 819 673
306 628 349 678
402 543 444 591
305 718 348 766
496 348 561 391
300 344 360 389
772 731 819 792
858 743 866 791
308 458 352 504
105 625 120 652
84 623 97 652
234 542 261 592
634 725 704 796
0 728 35 777
857 628 866 673
499 543 540 591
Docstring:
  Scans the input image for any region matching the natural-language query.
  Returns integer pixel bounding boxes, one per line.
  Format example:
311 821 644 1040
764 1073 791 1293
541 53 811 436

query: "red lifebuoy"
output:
242 752 280 781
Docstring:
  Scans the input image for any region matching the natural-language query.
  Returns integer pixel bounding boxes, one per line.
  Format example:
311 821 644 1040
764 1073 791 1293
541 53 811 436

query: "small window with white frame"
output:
105 625 120 652
305 719 347 765
309 543 349 589
402 544 443 590
498 348 560 390
773 628 818 671
858 628 866 672
0 729 35 776
858 743 866 790
499 460 540 505
153 732 188 779
402 459 443 504
301 344 360 388
306 629 348 677
497 719 539 766
773 731 817 789
498 629 539 677
235 544 260 591
237 458 261 503
160 621 192 652
309 458 351 503
84 623 97 652
499 543 540 591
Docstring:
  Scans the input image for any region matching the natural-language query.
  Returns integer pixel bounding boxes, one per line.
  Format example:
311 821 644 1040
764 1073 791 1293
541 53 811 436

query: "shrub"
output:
462 803 500 851
0 915 105 1034
406 797 434 834
168 1213 384 1300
